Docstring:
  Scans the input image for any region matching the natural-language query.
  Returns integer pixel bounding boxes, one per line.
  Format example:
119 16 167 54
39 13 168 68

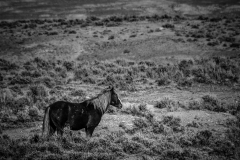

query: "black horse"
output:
42 86 122 138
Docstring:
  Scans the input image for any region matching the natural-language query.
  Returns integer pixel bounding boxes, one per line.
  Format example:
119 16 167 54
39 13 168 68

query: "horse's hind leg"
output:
49 118 56 137
49 125 56 137
51 116 66 137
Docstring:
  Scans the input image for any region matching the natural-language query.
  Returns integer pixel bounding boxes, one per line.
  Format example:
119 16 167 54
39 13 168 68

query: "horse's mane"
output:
88 87 112 101
87 87 113 114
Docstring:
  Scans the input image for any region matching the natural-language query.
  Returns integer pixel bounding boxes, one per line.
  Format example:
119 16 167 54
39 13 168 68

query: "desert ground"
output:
0 0 240 160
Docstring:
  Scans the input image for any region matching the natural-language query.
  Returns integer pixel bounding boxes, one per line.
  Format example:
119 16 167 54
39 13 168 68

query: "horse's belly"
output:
69 114 88 130
70 125 85 130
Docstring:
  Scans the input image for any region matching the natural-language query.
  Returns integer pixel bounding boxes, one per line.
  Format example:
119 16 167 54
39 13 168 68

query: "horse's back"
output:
49 101 72 109
48 101 73 120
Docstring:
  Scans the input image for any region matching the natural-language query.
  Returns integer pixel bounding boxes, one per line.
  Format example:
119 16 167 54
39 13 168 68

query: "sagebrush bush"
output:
162 23 175 29
74 67 91 80
9 75 32 85
42 77 55 88
210 139 235 158
186 120 201 128
201 95 227 112
9 85 23 95
34 57 55 70
27 84 47 103
28 106 40 119
154 98 178 112
162 115 184 132
122 104 152 118
0 58 19 71
186 100 201 110
152 121 165 134
133 118 149 129
192 130 213 146
14 97 30 113
122 139 145 154
177 78 193 87
131 136 153 148
156 76 171 86
63 61 75 71
17 110 31 122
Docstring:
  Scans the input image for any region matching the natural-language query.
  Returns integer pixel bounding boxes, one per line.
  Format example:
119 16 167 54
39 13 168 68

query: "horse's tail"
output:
42 107 50 138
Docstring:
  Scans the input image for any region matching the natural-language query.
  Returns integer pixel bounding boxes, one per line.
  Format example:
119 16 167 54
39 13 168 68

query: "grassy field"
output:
1 55 240 159
0 4 240 160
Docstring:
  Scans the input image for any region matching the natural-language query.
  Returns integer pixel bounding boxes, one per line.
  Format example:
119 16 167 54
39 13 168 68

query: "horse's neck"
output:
93 91 111 114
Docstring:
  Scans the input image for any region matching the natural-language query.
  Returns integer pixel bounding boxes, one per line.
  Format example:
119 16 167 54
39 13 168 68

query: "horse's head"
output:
109 86 123 109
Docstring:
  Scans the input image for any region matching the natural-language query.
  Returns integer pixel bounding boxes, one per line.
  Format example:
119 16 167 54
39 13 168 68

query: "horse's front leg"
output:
57 128 64 136
85 127 95 139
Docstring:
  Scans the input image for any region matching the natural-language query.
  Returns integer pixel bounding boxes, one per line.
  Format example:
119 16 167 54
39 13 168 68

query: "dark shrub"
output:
122 139 144 154
42 77 55 88
69 30 77 34
177 78 193 87
123 49 130 54
9 76 32 85
201 95 227 112
0 73 3 81
28 85 47 103
154 98 176 110
10 85 23 95
34 57 54 70
163 149 199 160
133 118 148 129
152 122 165 134
47 31 58 35
162 23 175 29
47 142 62 154
0 58 19 70
129 34 137 38
14 97 30 113
230 43 240 48
63 61 75 71
17 111 31 122
106 22 120 27
162 115 184 132
210 139 235 157
108 35 114 40
198 15 208 20
178 60 193 71
156 77 171 86
21 71 32 77
192 130 212 146
138 104 147 112
74 67 90 80
122 104 151 117
28 106 40 118
186 121 200 128
109 16 123 22
86 16 100 22
29 134 40 143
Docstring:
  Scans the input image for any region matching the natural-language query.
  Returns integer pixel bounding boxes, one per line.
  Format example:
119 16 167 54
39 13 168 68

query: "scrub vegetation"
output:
1 56 240 159
0 6 240 159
